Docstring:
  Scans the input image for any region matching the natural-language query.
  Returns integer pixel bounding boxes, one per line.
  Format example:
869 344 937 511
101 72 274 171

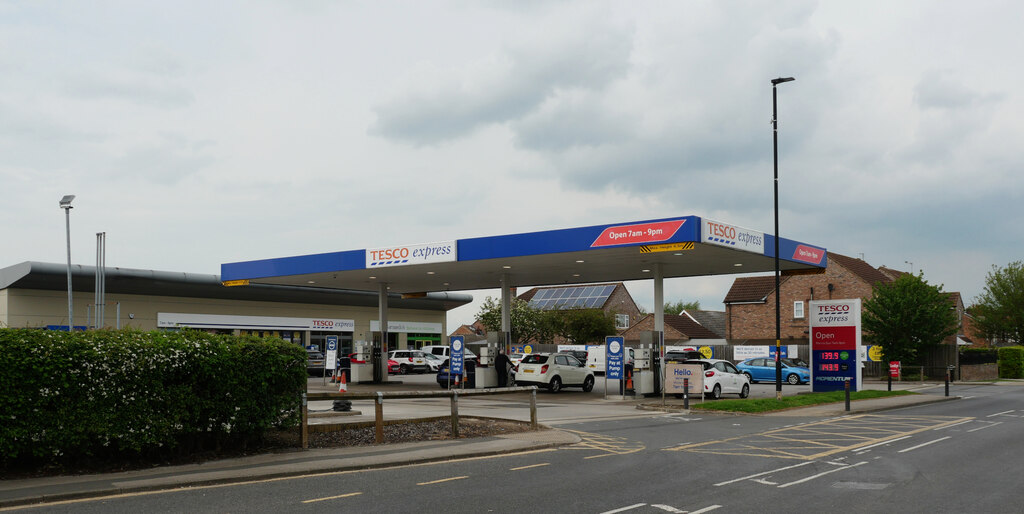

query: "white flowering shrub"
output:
0 328 306 466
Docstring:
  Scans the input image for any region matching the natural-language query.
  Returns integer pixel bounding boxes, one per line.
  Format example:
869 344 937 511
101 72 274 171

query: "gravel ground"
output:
310 418 539 448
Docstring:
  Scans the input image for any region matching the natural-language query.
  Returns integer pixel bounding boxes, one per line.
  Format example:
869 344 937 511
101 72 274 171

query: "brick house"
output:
723 253 891 344
518 282 643 339
622 313 723 345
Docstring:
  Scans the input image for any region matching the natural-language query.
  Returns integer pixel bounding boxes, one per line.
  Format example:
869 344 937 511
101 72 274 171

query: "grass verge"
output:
690 390 916 413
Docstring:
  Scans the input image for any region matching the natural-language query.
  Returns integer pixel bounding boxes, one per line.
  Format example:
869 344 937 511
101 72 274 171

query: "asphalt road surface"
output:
15 382 1023 513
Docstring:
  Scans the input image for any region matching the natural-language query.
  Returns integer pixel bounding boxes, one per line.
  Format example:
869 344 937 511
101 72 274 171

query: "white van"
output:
586 345 635 374
421 345 479 363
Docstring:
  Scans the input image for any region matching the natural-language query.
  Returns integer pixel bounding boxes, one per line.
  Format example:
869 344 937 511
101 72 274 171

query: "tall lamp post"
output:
59 195 75 331
771 77 794 401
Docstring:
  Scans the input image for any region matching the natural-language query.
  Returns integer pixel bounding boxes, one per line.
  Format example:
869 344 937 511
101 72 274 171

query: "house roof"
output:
723 276 783 303
828 253 891 285
681 309 726 338
877 266 910 281
663 314 723 339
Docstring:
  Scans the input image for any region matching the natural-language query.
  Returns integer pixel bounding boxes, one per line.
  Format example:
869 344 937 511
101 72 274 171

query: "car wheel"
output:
399 364 409 375
743 372 754 384
549 376 562 393
710 384 722 400
439 382 449 389
582 375 595 392
739 383 750 399
787 373 800 385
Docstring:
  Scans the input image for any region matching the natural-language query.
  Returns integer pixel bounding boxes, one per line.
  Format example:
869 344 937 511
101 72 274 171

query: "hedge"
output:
0 328 306 466
997 346 1024 379
960 348 999 365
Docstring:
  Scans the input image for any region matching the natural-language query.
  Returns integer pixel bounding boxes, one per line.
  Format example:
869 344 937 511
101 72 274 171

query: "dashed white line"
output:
600 503 646 514
777 461 868 488
691 505 722 514
967 421 1002 433
651 504 686 513
855 436 911 452
987 410 1015 417
714 461 815 486
933 420 972 430
897 436 951 453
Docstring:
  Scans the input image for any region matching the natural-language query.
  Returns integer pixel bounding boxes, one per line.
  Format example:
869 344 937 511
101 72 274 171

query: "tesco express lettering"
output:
366 241 456 268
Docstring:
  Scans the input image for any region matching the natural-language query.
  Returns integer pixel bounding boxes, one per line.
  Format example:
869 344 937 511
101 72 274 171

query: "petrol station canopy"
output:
220 215 827 294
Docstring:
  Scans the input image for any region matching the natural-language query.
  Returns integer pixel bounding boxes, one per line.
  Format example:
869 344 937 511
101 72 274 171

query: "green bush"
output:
0 328 305 466
997 346 1024 379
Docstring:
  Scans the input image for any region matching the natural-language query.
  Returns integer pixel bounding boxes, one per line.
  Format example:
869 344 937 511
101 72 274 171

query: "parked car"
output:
306 348 326 376
566 349 588 363
514 352 595 393
419 351 444 372
422 344 479 365
735 357 810 385
388 350 430 374
678 359 750 399
387 358 400 374
436 360 476 388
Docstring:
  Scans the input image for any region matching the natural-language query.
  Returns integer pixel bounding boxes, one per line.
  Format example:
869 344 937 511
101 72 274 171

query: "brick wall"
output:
726 262 878 341
605 284 642 332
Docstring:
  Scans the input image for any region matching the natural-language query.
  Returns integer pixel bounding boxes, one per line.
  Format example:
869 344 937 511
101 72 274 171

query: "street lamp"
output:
59 195 75 331
771 76 794 401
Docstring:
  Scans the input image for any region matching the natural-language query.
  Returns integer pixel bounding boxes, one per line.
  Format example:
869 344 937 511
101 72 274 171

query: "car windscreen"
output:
522 354 549 364
781 358 806 368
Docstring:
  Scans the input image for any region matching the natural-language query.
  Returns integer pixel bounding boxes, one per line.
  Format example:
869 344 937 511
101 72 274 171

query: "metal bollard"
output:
945 370 950 397
301 392 308 449
684 377 692 409
374 392 384 444
887 373 892 392
844 379 851 412
530 387 538 429
450 390 460 438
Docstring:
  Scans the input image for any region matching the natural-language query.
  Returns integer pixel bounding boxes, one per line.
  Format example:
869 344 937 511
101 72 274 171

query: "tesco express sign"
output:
366 240 457 268
702 218 765 254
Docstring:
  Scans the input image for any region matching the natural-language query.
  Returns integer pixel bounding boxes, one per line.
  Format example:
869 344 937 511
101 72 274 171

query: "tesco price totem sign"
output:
809 299 862 392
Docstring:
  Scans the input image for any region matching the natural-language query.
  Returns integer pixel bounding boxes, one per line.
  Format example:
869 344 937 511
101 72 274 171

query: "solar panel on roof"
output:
525 284 617 311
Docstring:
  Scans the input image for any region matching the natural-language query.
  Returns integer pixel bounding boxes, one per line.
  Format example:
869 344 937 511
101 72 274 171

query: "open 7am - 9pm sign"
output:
809 299 862 392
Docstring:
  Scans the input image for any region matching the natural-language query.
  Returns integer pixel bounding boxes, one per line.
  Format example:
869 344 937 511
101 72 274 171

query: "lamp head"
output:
771 77 796 85
59 195 76 208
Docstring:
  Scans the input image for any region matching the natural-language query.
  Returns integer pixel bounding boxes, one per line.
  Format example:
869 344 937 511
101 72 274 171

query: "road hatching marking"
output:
666 414 972 460
561 429 646 457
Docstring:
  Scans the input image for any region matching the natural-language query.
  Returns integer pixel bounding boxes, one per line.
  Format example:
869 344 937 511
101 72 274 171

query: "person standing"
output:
495 348 511 387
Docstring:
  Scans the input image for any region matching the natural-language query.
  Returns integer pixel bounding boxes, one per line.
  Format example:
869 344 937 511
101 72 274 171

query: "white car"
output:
514 352 595 393
683 358 750 399
419 351 444 372
387 350 430 374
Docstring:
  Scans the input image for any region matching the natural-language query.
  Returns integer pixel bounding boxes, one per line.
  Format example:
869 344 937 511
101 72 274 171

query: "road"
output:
13 382 1023 513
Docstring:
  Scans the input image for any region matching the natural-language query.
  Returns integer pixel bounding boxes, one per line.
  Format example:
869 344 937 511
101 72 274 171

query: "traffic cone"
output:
338 371 348 393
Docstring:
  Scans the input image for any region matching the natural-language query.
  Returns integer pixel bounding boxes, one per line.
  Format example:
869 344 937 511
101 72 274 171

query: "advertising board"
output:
665 362 704 395
701 218 765 254
809 299 862 392
365 240 456 268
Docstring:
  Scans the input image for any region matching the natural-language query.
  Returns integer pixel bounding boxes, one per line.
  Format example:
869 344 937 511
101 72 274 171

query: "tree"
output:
971 261 1024 344
664 299 700 314
474 297 554 346
549 308 618 345
862 273 959 365
638 299 701 315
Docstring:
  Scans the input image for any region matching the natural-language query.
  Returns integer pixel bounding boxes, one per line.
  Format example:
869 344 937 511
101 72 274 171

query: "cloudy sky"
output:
2 1 1020 329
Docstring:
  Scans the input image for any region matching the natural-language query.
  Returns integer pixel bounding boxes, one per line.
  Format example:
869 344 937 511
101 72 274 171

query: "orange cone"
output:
338 371 348 392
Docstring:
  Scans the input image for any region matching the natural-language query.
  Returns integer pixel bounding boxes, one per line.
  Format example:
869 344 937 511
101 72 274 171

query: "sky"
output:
2 1 1021 331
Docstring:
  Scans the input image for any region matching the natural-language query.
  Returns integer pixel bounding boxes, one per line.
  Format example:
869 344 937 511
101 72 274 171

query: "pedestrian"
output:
495 348 511 387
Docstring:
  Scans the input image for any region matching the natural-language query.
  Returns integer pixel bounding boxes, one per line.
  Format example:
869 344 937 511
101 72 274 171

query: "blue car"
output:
735 358 810 385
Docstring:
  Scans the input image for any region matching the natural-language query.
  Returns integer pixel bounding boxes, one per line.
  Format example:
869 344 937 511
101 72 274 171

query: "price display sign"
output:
809 299 862 392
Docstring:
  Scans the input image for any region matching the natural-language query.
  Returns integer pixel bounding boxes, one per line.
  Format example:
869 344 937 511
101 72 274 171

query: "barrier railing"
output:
301 386 539 448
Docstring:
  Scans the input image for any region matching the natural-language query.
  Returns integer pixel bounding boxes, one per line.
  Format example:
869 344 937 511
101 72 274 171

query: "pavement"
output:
0 377 983 509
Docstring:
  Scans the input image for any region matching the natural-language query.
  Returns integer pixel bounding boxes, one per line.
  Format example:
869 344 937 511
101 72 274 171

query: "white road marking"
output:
651 504 686 513
897 436 951 453
967 421 1002 433
777 461 868 488
600 503 647 514
690 505 723 514
302 492 362 503
714 461 815 486
417 476 468 486
855 435 911 451
510 463 549 471
933 420 972 430
662 442 692 450
752 478 777 485
987 410 1015 417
